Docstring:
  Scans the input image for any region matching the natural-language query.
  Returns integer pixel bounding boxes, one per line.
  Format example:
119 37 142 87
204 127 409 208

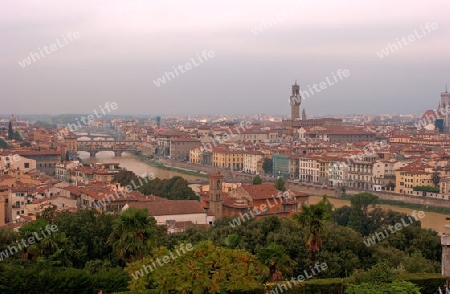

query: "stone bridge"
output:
77 140 142 157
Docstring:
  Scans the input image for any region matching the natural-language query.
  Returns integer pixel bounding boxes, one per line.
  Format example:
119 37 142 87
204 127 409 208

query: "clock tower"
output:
290 81 301 121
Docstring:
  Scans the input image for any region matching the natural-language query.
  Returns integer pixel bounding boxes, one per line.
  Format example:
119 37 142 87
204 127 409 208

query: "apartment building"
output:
299 156 320 183
243 151 264 174
212 148 243 170
169 138 201 161
395 163 433 195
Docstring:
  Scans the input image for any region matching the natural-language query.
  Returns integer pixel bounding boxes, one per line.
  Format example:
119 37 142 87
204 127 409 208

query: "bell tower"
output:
290 81 301 121
209 172 224 219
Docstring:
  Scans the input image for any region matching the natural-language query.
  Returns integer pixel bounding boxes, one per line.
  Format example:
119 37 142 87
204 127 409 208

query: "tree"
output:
111 170 138 187
252 175 262 185
41 206 58 224
19 218 74 266
348 193 378 236
65 151 70 161
126 241 267 293
333 205 352 227
20 141 31 147
0 139 9 149
54 208 117 268
257 243 294 282
7 121 13 140
138 176 198 200
432 171 440 187
262 158 273 174
12 131 22 142
107 208 157 263
385 182 395 191
275 178 286 191
294 197 332 266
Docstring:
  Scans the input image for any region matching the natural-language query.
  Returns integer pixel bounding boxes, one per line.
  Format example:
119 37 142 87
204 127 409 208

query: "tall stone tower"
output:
209 172 224 219
437 85 450 131
64 132 78 160
302 108 307 120
290 81 301 122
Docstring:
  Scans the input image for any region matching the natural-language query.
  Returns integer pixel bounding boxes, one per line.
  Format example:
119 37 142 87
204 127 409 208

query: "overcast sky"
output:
1 0 449 117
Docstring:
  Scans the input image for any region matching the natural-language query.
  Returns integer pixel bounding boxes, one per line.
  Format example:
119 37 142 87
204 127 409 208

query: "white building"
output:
243 151 264 174
128 199 214 227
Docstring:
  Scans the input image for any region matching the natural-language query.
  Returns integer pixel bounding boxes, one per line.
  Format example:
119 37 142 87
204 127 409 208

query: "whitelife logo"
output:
363 211 425 247
289 69 350 105
18 31 81 68
153 50 215 87
376 22 438 59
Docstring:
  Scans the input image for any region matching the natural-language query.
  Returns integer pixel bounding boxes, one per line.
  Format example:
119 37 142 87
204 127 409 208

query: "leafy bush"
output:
346 280 420 294
412 186 440 192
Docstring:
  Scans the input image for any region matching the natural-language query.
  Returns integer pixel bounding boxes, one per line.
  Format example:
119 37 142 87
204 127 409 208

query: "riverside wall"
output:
286 183 450 208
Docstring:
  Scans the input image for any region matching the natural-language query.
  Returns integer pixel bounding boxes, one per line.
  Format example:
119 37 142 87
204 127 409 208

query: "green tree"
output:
111 170 138 187
0 139 9 149
253 175 262 185
432 171 440 187
126 241 267 293
386 182 395 191
138 176 198 200
333 205 352 227
41 206 58 224
65 151 70 161
107 208 157 263
275 178 286 191
12 131 22 141
8 121 13 140
20 141 31 147
294 197 331 266
262 158 273 174
348 193 378 236
257 243 294 282
53 208 117 268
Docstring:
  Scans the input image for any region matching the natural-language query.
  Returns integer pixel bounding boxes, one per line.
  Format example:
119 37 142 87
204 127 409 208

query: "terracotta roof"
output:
241 183 281 200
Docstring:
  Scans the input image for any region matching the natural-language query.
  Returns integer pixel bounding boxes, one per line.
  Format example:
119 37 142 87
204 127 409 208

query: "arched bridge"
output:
77 140 142 157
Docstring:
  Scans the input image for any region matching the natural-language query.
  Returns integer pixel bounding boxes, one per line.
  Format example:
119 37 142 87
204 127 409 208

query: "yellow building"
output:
190 146 202 164
212 148 243 170
395 163 433 195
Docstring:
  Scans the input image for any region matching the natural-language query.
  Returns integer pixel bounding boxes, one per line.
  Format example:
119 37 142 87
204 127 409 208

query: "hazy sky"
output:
1 0 449 116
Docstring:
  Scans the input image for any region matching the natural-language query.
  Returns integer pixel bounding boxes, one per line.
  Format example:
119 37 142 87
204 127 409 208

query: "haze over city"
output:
1 0 449 116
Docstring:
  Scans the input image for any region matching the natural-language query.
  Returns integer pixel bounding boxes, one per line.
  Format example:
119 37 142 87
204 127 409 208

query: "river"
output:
79 151 205 183
309 196 449 234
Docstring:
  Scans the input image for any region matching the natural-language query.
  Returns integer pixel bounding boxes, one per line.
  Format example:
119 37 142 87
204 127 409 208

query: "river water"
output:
309 196 449 234
79 151 205 182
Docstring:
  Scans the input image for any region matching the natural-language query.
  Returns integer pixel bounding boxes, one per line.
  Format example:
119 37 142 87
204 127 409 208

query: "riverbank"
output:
338 194 450 215
309 195 449 234
136 154 209 179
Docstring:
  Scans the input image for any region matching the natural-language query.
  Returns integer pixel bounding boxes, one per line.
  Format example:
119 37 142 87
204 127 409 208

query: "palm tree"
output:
27 232 74 266
257 243 294 282
107 208 156 263
294 197 331 266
